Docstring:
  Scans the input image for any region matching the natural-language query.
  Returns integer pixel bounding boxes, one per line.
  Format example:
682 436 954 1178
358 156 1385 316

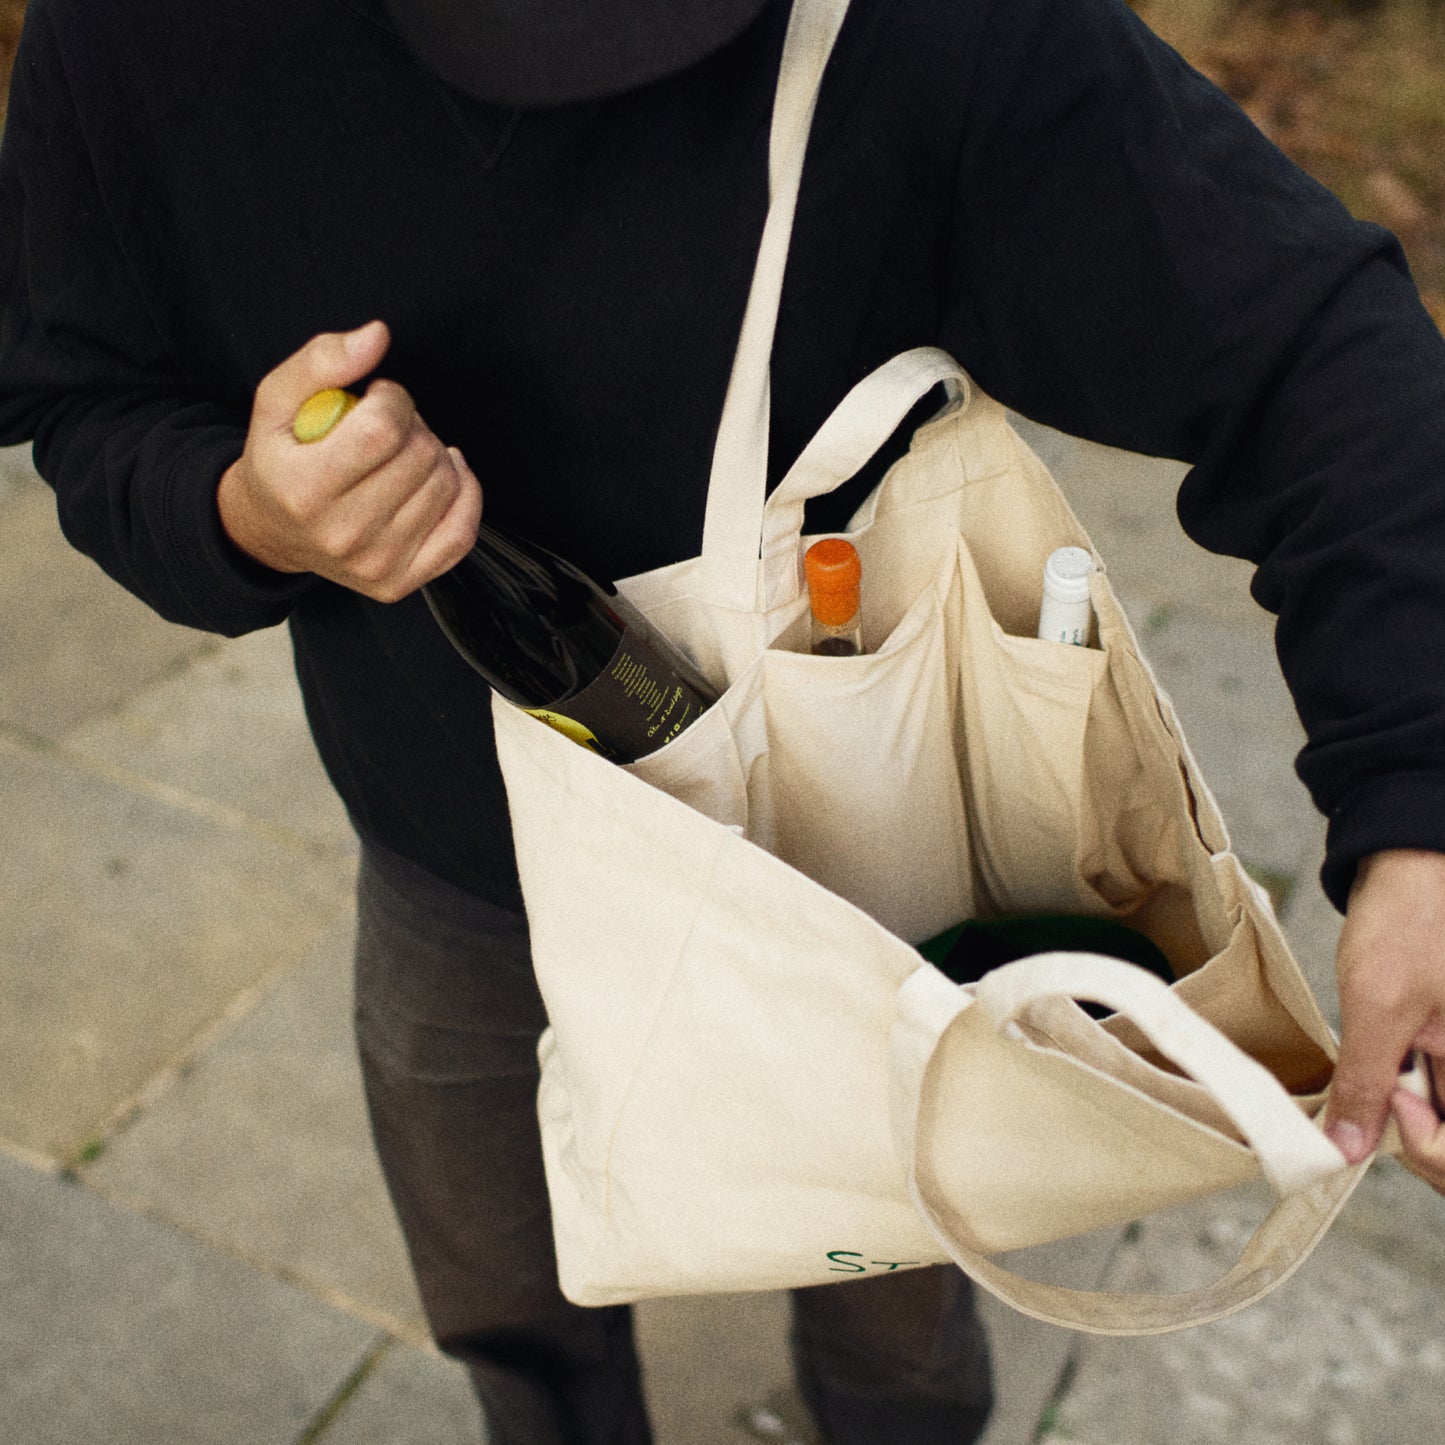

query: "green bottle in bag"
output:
917 913 1175 1018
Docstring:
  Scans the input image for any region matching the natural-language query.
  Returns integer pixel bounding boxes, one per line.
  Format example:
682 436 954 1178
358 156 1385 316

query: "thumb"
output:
1323 994 1420 1163
255 320 391 428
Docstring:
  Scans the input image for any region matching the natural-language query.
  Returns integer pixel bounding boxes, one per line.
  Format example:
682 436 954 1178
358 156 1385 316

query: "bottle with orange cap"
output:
804 538 864 657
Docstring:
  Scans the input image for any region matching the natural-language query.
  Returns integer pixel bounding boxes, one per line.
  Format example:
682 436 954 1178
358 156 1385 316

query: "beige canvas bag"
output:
490 0 1383 1333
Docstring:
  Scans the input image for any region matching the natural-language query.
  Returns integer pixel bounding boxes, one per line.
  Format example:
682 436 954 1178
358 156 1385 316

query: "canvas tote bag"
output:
490 0 1385 1334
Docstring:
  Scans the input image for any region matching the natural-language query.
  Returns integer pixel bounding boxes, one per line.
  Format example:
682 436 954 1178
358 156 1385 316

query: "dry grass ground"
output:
0 0 1440 326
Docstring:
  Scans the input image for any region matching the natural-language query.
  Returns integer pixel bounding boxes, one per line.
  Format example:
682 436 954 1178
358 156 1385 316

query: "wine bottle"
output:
804 538 864 656
292 389 716 762
1037 546 1096 647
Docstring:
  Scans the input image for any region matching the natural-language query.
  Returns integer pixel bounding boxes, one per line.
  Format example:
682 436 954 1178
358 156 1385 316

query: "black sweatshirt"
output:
4 0 1445 912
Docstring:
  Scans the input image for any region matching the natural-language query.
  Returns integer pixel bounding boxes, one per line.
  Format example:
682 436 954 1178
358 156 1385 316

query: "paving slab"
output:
0 444 215 741
64 623 355 853
1331 1153 1445 1278
0 440 35 491
317 1341 486 1445
86 904 428 1338
976 1230 1123 1445
1047 1180 1445 1445
0 732 354 1160
630 1232 1119 1445
1279 860 1346 1029
0 1151 380 1445
637 1292 798 1444
1014 421 1259 627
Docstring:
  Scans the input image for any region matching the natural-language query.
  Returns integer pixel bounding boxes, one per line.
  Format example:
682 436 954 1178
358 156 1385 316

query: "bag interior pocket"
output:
1108 906 1336 1095
952 535 1112 919
622 669 755 834
755 563 974 945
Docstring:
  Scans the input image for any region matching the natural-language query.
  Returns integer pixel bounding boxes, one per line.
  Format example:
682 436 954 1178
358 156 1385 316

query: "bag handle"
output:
891 958 1366 1335
976 953 1345 1194
700 0 851 611
758 346 970 608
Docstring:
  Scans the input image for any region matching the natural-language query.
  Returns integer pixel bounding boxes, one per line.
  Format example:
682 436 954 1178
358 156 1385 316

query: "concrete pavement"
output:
2 427 1443 1444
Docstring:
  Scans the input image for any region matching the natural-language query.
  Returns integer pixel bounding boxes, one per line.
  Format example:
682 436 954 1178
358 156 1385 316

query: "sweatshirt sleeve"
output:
939 0 1445 909
0 0 313 636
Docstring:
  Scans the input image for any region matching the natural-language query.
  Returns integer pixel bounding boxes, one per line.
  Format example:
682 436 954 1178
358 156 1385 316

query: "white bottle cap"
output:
1042 546 1096 605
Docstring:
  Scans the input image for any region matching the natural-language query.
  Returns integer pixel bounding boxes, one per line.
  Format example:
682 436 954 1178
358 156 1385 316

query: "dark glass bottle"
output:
293 389 715 762
423 525 716 761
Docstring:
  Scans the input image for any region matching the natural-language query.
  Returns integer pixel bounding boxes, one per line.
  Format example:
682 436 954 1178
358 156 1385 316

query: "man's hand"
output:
1323 848 1445 1191
217 320 483 602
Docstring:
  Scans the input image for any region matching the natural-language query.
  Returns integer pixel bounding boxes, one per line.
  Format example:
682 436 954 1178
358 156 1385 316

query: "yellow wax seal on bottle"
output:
293 388 359 443
524 708 606 754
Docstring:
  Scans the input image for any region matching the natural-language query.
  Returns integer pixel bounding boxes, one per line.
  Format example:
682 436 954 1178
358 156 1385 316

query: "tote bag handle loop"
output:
759 347 970 609
974 953 1345 1194
700 0 850 612
891 959 1364 1334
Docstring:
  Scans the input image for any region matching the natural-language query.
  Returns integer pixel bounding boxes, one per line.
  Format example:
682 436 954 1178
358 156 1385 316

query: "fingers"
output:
253 321 391 433
218 322 482 598
406 449 484 585
1392 1083 1445 1191
318 438 481 601
299 379 444 529
1413 1014 1445 1056
1324 849 1445 1166
1324 969 1424 1162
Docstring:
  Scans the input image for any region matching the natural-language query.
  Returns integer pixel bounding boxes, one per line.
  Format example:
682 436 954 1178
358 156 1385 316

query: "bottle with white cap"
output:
1037 546 1096 647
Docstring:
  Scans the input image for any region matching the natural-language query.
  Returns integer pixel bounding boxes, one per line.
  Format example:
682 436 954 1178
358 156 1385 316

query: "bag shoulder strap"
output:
700 0 850 610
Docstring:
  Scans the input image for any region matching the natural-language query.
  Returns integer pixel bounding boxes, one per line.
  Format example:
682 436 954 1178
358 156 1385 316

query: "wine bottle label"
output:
525 628 709 762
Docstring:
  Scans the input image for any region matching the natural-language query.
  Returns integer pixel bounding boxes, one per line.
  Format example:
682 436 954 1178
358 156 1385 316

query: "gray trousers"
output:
353 839 994 1445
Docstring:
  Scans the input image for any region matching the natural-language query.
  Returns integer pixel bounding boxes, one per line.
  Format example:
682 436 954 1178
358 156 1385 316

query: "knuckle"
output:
348 547 394 585
309 328 353 367
353 410 405 459
279 485 325 532
317 518 365 562
430 449 462 500
367 571 413 604
443 534 474 573
429 530 470 578
366 377 411 407
398 431 445 488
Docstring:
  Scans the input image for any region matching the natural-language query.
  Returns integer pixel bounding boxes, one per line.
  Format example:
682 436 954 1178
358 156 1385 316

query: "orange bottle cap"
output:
804 538 861 626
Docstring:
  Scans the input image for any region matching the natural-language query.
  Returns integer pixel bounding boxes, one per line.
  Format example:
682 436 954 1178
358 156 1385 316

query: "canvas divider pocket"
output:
952 535 1112 918
1110 899 1336 1095
622 660 757 835
754 557 973 945
628 535 974 947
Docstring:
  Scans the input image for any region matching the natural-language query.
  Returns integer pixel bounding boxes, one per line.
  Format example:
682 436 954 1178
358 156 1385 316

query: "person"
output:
4 0 1445 1439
